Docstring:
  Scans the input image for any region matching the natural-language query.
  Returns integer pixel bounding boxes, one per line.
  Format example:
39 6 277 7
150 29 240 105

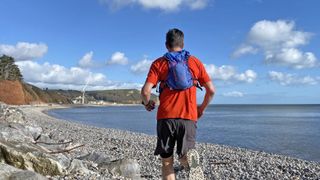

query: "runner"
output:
141 28 215 180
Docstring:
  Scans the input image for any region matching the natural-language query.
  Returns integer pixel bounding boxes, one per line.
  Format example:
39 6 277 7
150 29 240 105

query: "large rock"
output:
0 122 42 142
24 125 43 140
68 159 92 175
0 163 19 179
0 123 34 142
101 158 141 179
0 104 72 177
9 170 47 180
79 152 142 179
0 103 40 142
77 151 111 166
0 103 143 179
0 140 66 176
0 104 103 179
0 163 46 180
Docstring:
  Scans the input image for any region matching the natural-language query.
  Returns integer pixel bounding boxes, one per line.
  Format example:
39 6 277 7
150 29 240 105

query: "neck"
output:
168 47 183 52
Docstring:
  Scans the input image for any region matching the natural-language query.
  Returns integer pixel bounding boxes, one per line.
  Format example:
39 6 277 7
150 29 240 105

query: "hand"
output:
144 100 156 111
197 105 204 119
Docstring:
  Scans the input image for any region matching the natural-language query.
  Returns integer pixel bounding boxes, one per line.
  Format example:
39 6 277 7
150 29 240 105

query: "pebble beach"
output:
1 104 320 179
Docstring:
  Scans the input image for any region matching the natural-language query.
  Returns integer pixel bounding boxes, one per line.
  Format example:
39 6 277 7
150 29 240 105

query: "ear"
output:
165 42 170 51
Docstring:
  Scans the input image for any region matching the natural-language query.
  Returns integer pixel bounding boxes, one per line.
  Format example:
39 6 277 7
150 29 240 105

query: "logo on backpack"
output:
158 50 202 93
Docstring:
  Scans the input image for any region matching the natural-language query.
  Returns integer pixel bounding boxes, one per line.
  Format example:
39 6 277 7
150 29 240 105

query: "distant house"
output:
72 96 83 104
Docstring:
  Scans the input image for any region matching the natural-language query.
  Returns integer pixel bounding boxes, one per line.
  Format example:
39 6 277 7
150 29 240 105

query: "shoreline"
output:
15 105 320 179
43 106 320 163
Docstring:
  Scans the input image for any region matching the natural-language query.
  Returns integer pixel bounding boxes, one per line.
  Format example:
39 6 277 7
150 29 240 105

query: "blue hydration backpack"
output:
158 50 202 93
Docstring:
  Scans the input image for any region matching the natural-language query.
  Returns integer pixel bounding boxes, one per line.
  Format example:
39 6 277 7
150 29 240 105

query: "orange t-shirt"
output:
146 55 211 121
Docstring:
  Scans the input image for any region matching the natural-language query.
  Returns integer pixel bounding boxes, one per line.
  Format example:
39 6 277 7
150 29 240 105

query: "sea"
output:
47 104 320 162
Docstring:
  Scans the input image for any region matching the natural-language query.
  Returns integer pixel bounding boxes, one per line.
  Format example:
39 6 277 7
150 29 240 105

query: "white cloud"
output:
205 64 257 83
130 58 152 74
99 0 133 9
0 42 48 61
233 20 318 69
188 0 208 10
248 20 311 48
268 71 318 86
79 51 94 67
17 61 106 86
137 0 182 10
232 45 258 58
223 91 244 97
234 69 257 83
266 48 317 69
106 51 129 65
16 60 142 90
99 0 209 11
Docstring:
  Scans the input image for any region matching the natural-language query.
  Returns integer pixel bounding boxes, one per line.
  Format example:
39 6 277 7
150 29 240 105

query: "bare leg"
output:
178 154 189 169
162 156 175 180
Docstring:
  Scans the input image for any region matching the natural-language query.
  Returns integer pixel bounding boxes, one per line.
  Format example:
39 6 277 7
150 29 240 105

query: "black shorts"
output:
154 118 197 159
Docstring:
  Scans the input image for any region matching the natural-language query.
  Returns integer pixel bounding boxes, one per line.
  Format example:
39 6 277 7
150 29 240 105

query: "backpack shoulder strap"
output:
187 56 203 91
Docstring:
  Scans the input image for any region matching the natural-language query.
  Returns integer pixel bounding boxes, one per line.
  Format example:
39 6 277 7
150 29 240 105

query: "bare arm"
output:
198 81 215 118
141 82 156 111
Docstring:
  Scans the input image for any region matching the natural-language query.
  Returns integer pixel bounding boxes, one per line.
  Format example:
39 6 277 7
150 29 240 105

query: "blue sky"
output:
0 0 319 104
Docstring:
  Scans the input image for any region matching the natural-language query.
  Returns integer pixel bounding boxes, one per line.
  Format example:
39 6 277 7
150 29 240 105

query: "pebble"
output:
13 106 320 179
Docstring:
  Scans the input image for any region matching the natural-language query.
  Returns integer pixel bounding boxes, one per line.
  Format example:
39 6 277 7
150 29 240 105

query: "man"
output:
141 28 215 180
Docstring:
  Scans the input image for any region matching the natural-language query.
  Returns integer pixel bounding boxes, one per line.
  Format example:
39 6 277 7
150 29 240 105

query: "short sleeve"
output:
146 61 159 86
197 60 211 86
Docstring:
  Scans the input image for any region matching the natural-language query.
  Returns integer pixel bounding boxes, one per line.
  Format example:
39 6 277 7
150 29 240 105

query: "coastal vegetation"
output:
0 55 23 81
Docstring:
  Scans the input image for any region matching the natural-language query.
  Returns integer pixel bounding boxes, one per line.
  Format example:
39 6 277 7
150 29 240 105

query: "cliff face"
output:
0 80 43 105
0 80 71 105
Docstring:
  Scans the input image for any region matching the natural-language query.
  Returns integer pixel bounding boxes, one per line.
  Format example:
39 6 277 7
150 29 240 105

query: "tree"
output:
0 55 23 81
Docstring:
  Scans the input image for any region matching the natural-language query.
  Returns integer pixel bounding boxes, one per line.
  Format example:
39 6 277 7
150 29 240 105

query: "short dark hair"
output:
166 28 184 49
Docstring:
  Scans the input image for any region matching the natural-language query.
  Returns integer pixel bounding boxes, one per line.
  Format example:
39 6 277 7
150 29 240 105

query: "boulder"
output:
0 140 66 176
0 123 34 142
9 170 47 180
24 125 43 140
77 151 111 166
0 163 46 180
0 163 19 179
0 104 41 142
101 158 141 179
68 159 92 175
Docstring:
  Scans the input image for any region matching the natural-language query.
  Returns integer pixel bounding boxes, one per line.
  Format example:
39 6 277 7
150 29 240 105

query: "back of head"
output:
166 28 184 49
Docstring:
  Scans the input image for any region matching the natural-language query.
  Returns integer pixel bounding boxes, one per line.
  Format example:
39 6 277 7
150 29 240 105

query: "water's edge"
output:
47 105 320 162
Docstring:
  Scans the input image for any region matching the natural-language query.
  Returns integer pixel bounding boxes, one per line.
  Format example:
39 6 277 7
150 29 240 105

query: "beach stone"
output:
102 158 141 179
3 107 25 124
5 105 319 179
0 108 42 142
0 140 65 176
0 123 34 142
25 125 43 140
54 153 71 168
36 133 52 142
0 163 46 180
0 163 20 179
9 170 47 180
0 102 8 120
78 151 111 166
67 159 92 174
